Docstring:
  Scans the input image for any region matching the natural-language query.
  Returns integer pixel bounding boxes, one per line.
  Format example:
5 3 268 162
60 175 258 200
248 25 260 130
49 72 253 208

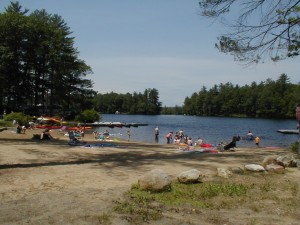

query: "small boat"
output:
277 129 299 134
68 126 92 131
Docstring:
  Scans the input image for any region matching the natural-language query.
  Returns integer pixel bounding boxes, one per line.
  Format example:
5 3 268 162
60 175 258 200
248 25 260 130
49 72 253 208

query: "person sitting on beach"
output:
103 130 109 136
173 136 180 145
40 128 52 140
98 133 105 141
93 130 99 140
195 137 203 146
187 137 193 146
79 128 85 138
16 123 22 134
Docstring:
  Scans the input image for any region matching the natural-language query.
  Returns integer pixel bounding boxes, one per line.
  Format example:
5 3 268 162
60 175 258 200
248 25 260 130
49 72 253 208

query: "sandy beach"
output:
0 127 299 225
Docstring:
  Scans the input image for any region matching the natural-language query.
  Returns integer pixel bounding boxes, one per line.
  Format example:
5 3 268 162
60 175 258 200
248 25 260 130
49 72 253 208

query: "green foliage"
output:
3 112 31 125
183 74 300 119
291 141 299 154
74 109 101 123
0 2 95 116
93 88 162 114
199 0 300 63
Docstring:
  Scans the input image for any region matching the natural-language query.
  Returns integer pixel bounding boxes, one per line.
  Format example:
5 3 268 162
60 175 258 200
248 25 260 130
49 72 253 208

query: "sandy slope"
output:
0 128 299 225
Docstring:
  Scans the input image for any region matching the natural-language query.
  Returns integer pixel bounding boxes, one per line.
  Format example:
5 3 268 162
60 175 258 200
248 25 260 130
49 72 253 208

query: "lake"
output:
92 114 299 148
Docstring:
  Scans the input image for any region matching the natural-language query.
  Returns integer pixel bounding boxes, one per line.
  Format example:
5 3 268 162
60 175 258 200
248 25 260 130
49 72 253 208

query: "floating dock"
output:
84 122 148 128
277 129 299 134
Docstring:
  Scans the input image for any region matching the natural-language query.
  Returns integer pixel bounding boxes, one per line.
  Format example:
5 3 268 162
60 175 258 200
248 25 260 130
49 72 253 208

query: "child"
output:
255 136 260 147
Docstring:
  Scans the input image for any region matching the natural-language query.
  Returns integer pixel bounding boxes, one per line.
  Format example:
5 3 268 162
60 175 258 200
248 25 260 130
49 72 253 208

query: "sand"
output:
0 127 299 225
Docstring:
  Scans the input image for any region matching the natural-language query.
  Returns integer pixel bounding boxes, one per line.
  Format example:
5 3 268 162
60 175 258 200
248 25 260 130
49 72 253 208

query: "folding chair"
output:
68 131 84 145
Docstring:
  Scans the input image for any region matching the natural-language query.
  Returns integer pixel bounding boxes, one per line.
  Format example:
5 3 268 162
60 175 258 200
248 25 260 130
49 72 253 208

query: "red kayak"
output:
200 143 212 148
35 125 63 129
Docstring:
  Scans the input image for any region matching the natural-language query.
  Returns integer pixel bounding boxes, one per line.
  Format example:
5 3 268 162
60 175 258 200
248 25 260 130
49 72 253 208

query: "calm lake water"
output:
93 114 299 148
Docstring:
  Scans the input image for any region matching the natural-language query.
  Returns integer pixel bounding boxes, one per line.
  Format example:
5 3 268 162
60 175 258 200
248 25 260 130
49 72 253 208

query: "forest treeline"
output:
93 88 161 115
0 2 95 117
182 74 300 119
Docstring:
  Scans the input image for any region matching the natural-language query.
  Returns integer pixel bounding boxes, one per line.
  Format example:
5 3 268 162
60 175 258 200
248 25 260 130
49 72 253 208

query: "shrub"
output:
3 112 31 125
75 109 101 123
291 141 299 154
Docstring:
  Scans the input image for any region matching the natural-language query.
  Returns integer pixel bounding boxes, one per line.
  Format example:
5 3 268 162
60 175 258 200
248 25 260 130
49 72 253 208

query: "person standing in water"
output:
255 136 260 147
166 131 173 144
127 129 131 142
154 126 159 143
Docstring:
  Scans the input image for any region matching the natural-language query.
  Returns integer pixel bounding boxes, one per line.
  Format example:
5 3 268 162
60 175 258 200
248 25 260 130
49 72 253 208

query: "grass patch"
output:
114 173 299 224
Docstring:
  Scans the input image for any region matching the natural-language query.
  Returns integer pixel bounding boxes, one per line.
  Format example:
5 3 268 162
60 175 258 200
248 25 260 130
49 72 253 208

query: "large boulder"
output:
138 169 171 192
276 154 298 167
177 169 204 184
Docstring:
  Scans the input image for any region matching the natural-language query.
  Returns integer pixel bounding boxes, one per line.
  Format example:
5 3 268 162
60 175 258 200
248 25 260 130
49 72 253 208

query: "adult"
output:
40 128 52 140
127 129 131 142
179 129 184 140
16 123 22 134
154 126 159 143
166 132 173 144
196 137 203 146
187 137 193 146
247 131 254 140
39 115 44 125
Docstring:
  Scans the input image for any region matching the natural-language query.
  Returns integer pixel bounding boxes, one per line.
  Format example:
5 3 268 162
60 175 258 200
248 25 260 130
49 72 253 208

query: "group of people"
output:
93 130 110 141
13 119 31 134
158 127 261 148
164 129 202 146
247 131 260 147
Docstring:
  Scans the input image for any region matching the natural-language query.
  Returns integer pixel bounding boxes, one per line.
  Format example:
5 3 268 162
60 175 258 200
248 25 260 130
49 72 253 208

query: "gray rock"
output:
229 167 244 174
262 155 278 168
217 168 232 178
138 169 172 192
244 164 265 172
265 164 285 173
276 154 298 167
177 169 204 184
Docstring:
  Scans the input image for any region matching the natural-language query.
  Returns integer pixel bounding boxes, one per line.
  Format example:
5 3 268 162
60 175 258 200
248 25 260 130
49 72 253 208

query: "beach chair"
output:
60 126 68 132
68 131 84 146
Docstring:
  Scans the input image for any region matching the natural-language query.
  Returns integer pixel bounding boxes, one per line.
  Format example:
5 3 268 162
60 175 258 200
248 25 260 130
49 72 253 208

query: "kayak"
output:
35 125 62 129
68 126 92 131
200 143 212 148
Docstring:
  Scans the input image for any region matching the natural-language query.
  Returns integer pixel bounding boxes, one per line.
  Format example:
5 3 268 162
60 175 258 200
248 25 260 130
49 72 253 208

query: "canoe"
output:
277 129 299 134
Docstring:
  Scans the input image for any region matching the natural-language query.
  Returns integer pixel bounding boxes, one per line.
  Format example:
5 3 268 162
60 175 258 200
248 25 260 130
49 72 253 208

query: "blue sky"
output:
1 0 298 106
